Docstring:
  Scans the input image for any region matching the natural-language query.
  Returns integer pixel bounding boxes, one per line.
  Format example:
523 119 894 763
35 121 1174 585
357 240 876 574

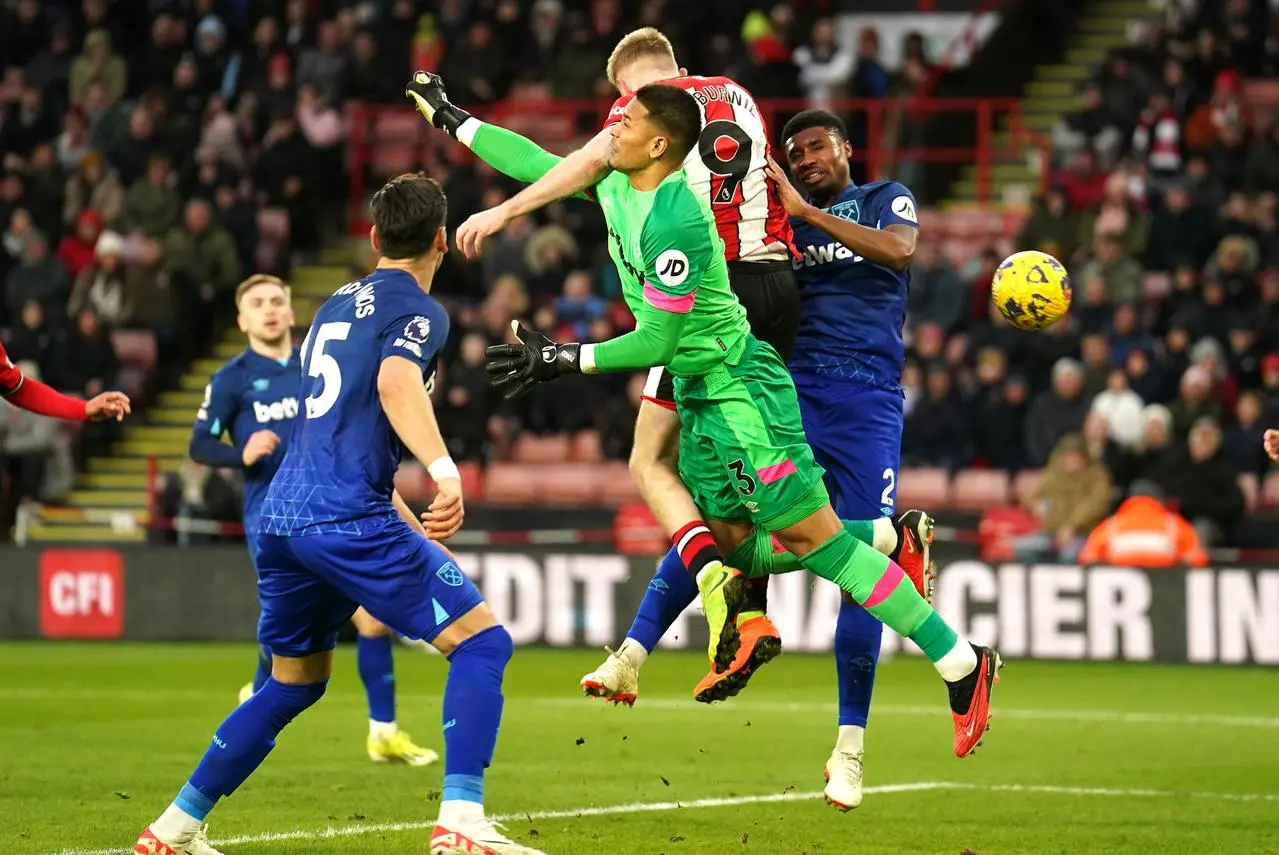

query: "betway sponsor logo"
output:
253 397 299 423
793 242 864 268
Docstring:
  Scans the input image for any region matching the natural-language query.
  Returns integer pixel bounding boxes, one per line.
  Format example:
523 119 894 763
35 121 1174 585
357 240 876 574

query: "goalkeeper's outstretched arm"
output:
406 69 606 198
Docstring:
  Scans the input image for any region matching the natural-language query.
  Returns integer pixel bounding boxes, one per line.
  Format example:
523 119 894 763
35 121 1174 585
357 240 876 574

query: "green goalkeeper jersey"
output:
591 168 749 376
464 120 749 377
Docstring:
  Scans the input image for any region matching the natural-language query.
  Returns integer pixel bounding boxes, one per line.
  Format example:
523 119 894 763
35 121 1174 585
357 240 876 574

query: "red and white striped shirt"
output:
604 76 794 263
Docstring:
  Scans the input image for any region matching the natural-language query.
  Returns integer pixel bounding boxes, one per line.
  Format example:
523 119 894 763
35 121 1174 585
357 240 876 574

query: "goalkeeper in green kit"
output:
408 75 1000 757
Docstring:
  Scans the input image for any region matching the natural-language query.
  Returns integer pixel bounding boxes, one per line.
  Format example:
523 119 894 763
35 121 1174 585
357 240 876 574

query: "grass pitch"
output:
1 643 1276 855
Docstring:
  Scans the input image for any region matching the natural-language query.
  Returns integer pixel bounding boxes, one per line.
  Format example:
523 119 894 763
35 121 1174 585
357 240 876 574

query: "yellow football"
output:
991 250 1072 331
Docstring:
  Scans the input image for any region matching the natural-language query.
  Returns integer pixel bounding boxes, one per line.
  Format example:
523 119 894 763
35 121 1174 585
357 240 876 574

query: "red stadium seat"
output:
111 330 157 371
393 462 429 503
536 464 600 506
114 365 148 400
1238 473 1259 514
916 207 945 238
458 460 484 500
1000 209 1029 238
1142 272 1172 300
256 207 290 243
570 430 603 463
598 461 640 506
483 463 539 504
1013 469 1044 504
1262 472 1279 508
951 469 1011 511
512 434 571 464
895 468 950 509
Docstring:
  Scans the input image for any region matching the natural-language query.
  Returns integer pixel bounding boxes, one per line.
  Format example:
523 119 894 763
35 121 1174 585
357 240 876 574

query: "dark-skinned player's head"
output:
781 109 852 203
369 173 448 262
607 83 700 175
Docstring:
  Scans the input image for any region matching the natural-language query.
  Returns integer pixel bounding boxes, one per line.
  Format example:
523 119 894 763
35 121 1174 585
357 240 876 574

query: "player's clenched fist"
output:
485 320 582 399
85 390 131 422
404 71 472 137
422 478 464 541
1264 429 1279 463
241 429 281 467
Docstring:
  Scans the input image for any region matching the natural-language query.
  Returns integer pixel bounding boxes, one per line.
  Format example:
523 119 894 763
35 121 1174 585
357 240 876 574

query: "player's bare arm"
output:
407 70 610 258
377 355 464 540
391 488 429 537
766 156 916 271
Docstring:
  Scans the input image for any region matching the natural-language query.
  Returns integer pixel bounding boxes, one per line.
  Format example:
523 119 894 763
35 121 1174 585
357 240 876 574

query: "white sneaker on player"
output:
579 646 638 706
237 683 254 704
823 749 864 811
430 820 547 854
134 825 224 855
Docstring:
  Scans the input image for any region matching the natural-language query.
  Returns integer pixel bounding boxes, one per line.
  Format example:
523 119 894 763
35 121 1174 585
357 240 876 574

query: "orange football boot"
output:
692 614 782 703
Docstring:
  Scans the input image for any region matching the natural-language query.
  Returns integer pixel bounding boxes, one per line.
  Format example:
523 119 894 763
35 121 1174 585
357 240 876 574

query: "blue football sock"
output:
251 646 271 693
626 547 698 652
441 625 513 805
834 600 883 728
356 633 396 724
180 678 328 816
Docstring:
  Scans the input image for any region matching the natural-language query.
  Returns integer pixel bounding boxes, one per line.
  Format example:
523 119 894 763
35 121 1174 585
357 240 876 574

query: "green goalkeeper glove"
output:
405 71 472 138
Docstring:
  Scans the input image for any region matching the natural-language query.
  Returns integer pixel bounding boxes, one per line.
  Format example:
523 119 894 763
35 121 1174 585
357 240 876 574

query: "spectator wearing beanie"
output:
1170 365 1223 441
56 208 102 279
68 230 132 327
62 150 123 230
1150 418 1244 546
903 364 972 471
1026 357 1092 467
1224 390 1269 478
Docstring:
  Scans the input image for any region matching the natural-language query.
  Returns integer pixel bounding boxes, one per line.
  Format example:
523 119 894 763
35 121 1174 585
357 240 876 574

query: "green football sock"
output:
728 519 876 578
800 529 958 663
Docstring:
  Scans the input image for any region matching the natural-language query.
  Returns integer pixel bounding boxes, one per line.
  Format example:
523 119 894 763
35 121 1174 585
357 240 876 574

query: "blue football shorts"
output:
255 514 483 657
792 373 904 520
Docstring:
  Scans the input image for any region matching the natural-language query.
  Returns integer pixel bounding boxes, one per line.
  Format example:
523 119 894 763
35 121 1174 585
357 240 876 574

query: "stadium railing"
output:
346 96 1050 224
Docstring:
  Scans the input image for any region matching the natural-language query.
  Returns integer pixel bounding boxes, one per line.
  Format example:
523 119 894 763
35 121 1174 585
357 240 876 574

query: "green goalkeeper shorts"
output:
673 335 829 530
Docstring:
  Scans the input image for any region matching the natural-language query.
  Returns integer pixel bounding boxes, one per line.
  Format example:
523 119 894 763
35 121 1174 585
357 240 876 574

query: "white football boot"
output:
823 748 864 811
134 825 224 855
430 820 547 854
579 647 639 706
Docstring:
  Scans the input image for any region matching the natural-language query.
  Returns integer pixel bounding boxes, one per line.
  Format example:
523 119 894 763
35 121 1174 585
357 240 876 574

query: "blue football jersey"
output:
194 348 302 535
260 268 449 537
788 180 918 390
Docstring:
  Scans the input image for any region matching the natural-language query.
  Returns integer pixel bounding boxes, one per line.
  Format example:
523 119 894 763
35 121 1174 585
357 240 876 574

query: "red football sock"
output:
673 520 721 578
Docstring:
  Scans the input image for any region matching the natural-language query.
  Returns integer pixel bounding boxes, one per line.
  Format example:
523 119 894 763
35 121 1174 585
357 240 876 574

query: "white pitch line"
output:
3 687 1277 729
43 781 1279 855
532 698 1279 729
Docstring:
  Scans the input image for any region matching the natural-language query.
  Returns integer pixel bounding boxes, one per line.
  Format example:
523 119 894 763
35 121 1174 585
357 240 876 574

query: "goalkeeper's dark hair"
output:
781 109 848 146
370 173 447 259
635 84 701 163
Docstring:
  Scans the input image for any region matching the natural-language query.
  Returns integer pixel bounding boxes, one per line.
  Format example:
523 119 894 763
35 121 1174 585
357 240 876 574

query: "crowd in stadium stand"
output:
1 1 1278 550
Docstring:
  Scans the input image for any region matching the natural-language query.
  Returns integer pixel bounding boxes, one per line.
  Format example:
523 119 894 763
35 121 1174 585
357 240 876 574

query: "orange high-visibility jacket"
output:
1078 496 1208 568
